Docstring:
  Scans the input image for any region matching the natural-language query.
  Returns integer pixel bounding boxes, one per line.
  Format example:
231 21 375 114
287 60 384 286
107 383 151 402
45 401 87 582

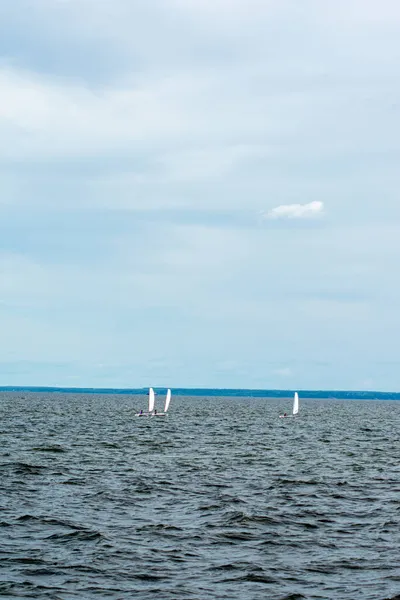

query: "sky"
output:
1 0 400 390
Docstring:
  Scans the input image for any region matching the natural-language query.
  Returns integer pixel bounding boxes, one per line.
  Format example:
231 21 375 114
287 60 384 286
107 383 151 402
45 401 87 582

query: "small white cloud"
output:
263 201 324 220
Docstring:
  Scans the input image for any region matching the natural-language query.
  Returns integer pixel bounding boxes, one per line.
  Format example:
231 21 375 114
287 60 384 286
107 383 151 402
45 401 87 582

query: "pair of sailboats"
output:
279 391 299 418
135 387 171 417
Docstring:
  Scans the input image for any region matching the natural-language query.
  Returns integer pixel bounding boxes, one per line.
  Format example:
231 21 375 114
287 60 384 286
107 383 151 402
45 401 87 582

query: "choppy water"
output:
0 392 399 600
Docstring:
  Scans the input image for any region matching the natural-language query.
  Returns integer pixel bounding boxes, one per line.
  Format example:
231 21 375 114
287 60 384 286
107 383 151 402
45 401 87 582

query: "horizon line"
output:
0 385 399 399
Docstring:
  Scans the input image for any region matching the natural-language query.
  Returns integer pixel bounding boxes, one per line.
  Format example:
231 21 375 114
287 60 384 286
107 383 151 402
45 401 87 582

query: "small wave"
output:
216 530 258 541
20 567 58 576
218 494 247 504
17 515 87 530
197 503 222 511
306 564 338 574
31 445 67 453
139 523 184 535
61 564 105 574
46 530 105 543
275 477 320 487
0 462 47 475
222 510 280 526
60 478 86 485
218 573 277 584
99 441 120 448
0 521 11 527
134 573 165 581
1 557 46 565
0 581 60 596
209 561 254 571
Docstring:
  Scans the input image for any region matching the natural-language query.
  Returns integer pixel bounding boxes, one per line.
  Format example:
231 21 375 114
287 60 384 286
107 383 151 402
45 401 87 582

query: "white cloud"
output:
263 201 324 220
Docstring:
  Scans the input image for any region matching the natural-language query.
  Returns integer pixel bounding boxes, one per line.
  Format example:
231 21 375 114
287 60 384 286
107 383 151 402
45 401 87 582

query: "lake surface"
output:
1 392 399 599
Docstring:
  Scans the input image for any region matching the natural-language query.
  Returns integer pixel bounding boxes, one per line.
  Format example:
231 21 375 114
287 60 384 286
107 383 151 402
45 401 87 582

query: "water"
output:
0 392 399 600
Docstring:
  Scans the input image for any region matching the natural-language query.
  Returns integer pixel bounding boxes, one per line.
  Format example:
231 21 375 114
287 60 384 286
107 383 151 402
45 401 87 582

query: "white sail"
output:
148 387 155 413
164 389 171 413
292 392 299 415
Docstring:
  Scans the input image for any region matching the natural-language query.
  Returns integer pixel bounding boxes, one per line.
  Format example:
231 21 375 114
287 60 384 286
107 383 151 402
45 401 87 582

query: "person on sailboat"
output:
284 413 287 417
139 409 143 415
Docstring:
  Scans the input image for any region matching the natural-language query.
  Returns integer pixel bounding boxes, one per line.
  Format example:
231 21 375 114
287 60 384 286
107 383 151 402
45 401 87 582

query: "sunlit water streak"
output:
0 392 399 599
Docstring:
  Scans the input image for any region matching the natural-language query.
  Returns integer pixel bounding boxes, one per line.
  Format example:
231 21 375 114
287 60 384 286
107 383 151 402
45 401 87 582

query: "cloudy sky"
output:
1 0 400 390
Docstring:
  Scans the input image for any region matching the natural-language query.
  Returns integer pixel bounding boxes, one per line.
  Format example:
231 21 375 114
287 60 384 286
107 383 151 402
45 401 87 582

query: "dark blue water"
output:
1 392 399 599
2 387 400 400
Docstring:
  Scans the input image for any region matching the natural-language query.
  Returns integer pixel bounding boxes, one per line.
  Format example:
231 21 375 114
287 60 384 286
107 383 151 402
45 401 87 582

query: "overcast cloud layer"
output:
1 0 400 390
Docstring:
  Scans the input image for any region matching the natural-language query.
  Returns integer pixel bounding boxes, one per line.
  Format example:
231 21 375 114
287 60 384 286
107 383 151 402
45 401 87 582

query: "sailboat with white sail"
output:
279 392 299 418
135 387 155 417
151 389 172 417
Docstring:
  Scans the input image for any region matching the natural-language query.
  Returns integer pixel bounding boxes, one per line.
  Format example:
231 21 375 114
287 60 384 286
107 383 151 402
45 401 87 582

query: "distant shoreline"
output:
0 386 399 400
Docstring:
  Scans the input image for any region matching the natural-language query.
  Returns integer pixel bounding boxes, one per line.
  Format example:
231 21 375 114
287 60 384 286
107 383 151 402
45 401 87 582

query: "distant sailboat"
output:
165 388 171 412
135 387 155 417
148 387 155 413
279 392 299 418
293 391 299 415
151 389 172 417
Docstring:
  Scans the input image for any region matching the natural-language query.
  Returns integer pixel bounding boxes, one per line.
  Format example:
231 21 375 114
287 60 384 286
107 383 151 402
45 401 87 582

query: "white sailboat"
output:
149 387 155 413
279 392 299 418
135 387 155 417
151 389 172 417
165 388 172 412
293 391 299 416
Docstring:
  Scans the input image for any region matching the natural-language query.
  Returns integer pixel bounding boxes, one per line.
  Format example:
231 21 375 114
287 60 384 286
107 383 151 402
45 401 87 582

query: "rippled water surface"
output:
1 392 399 599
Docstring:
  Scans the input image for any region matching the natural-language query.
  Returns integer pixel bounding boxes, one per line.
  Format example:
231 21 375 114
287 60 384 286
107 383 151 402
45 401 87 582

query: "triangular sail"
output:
292 392 299 415
164 389 171 413
148 387 155 413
